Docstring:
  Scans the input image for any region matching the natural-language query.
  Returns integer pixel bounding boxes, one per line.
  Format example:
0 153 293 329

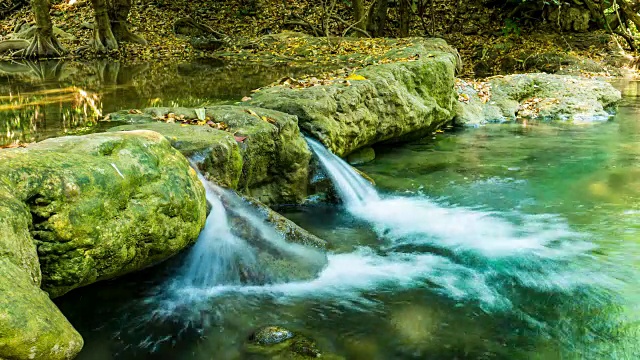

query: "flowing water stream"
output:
4 69 638 358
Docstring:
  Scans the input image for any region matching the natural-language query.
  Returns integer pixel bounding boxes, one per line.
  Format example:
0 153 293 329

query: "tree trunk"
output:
399 0 411 37
22 0 65 56
109 0 147 45
367 0 389 37
0 0 65 57
353 0 366 36
91 0 118 52
31 0 52 38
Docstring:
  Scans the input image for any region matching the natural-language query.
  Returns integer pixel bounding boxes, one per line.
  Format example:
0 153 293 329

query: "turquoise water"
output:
14 75 640 359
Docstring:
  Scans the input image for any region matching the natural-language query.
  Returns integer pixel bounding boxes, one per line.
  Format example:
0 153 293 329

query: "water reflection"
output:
0 58 340 147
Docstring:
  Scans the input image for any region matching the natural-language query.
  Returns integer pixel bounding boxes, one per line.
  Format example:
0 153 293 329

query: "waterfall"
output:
306 137 379 208
305 137 595 260
170 168 326 292
177 171 259 288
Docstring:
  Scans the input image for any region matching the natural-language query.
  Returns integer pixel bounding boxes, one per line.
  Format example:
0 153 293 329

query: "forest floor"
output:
0 0 638 79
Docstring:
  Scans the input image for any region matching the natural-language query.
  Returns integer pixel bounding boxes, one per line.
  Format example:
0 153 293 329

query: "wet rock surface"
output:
219 189 328 283
0 130 207 297
455 73 622 126
0 130 208 359
246 326 339 359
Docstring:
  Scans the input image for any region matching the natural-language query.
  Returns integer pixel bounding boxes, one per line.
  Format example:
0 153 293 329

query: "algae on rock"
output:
248 38 459 157
0 130 207 297
109 122 243 189
0 189 83 359
109 105 311 204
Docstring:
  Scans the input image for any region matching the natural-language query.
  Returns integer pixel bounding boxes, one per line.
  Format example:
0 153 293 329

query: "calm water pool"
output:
0 59 336 147
4 65 640 359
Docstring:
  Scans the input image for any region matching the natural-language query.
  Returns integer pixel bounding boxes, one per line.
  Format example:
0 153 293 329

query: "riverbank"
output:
2 0 637 79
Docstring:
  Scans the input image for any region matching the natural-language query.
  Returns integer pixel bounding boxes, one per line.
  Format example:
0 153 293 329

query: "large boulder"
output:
0 130 207 297
247 38 459 157
0 189 83 360
455 73 622 126
109 105 311 204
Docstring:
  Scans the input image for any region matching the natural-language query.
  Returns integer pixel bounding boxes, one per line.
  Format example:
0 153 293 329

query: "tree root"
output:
0 32 65 58
0 39 30 54
91 25 118 53
24 32 66 57
112 22 147 45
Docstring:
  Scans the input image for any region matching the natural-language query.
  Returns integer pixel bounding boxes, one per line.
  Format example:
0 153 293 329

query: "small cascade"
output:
305 137 596 262
170 169 326 293
306 137 379 208
176 171 259 288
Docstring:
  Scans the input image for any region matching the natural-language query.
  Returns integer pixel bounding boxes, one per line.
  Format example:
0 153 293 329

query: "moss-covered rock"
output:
0 258 83 360
0 187 83 359
248 38 459 157
109 122 243 189
109 105 311 204
0 130 207 297
246 326 343 359
455 73 622 126
250 326 295 346
346 146 375 165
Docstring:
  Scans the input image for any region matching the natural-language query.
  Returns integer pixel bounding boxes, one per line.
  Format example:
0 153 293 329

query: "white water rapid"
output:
306 137 595 259
131 141 613 353
176 172 259 289
150 144 609 322
301 137 612 308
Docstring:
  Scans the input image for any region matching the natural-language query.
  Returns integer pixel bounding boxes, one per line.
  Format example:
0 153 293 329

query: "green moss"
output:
109 105 312 204
0 130 207 297
0 188 82 359
110 122 243 189
0 259 83 360
248 38 458 157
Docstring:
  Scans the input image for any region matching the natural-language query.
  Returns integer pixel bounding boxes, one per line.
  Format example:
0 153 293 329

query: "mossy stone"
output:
0 130 207 297
248 38 459 157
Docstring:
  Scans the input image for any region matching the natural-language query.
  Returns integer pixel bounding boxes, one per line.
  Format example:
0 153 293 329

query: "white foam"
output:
350 196 595 259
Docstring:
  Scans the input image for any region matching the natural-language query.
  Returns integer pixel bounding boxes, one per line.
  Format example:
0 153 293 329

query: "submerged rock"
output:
248 38 459 157
290 338 322 358
250 326 295 345
246 326 336 359
109 105 311 204
0 131 207 297
347 146 375 165
455 73 622 126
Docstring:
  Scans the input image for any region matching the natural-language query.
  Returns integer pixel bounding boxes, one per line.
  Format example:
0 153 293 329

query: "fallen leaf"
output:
244 109 260 118
346 74 367 81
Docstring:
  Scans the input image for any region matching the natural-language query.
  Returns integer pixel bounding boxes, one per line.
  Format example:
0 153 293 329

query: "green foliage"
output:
502 18 521 37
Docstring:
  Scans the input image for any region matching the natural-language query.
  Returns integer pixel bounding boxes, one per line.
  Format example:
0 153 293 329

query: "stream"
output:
2 62 640 359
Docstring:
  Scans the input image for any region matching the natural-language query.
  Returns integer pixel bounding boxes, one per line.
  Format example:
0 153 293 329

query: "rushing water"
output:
31 79 640 359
